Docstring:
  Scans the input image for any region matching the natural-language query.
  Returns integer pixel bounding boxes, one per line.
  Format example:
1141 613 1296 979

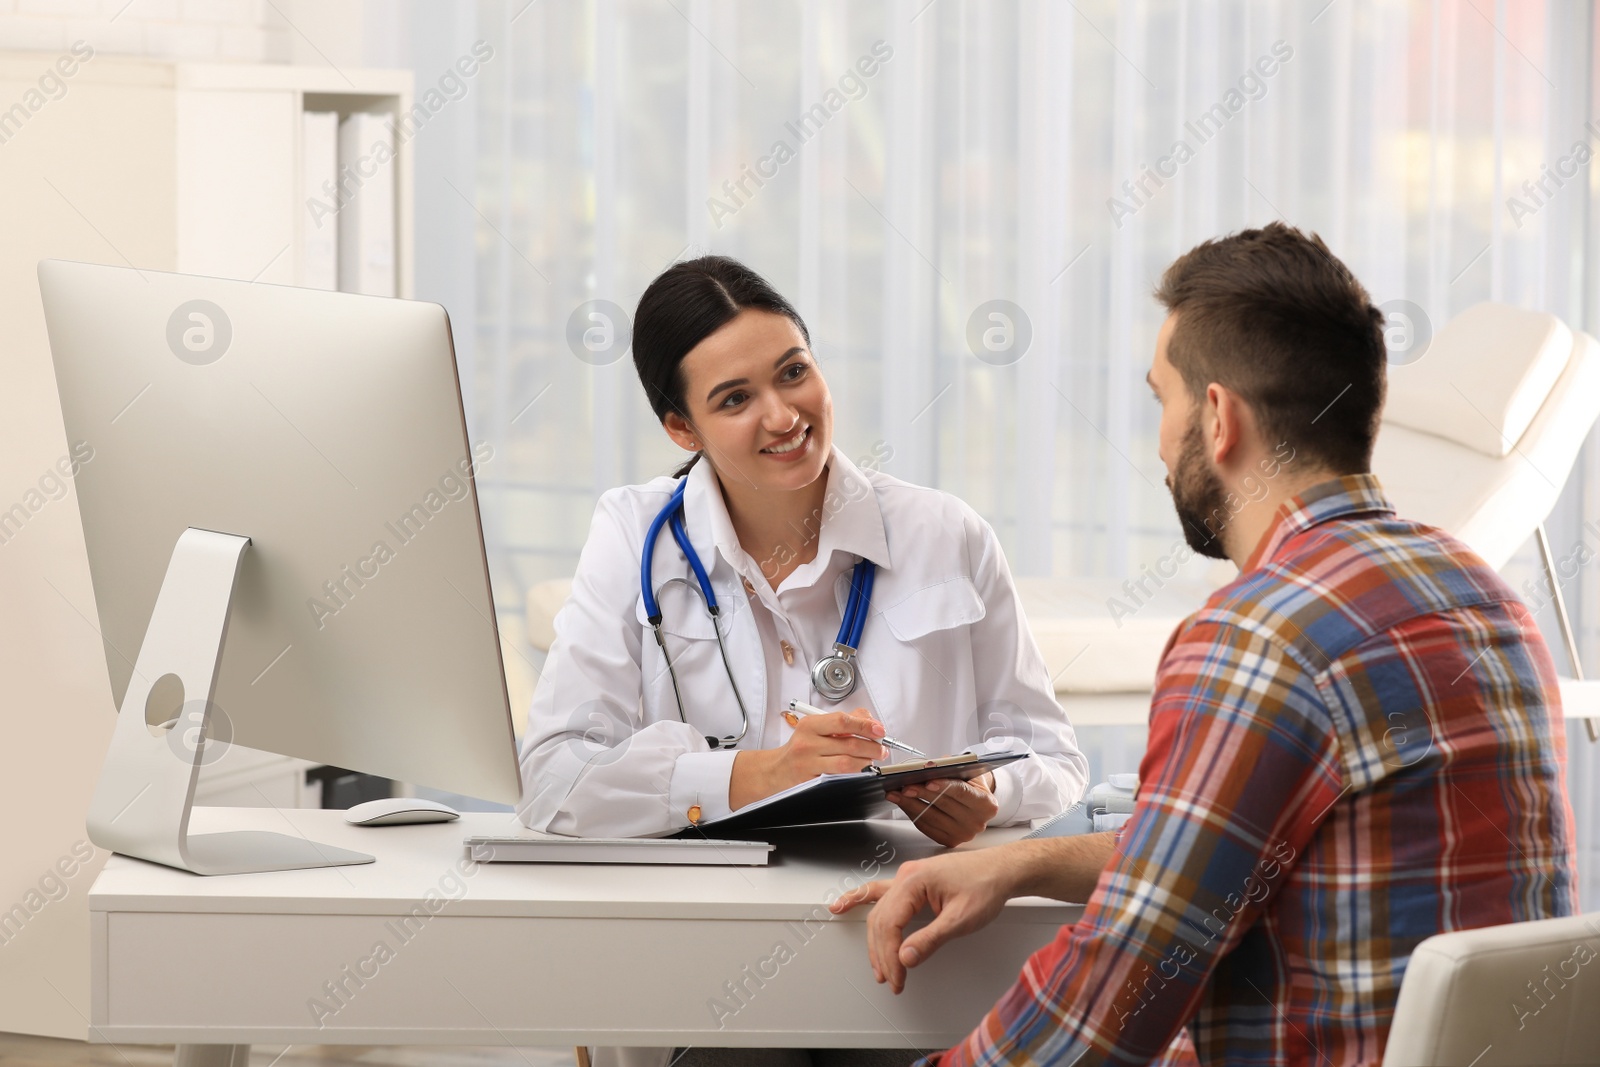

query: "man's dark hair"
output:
1153 221 1386 474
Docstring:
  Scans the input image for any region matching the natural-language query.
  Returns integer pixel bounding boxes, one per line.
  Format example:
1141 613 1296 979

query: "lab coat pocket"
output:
879 576 987 642
865 577 987 754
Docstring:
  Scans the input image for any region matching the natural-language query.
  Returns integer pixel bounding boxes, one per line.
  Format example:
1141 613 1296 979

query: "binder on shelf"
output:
300 110 339 291
681 751 1029 839
336 112 395 297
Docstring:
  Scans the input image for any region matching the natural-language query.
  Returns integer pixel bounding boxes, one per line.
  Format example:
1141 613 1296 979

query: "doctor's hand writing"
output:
829 847 1021 993
728 709 888 810
887 774 998 847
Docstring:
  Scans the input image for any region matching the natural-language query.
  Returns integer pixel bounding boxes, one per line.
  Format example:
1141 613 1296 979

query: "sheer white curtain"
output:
399 0 1600 903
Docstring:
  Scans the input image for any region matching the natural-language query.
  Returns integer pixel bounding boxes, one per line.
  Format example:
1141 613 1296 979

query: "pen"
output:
785 700 931 759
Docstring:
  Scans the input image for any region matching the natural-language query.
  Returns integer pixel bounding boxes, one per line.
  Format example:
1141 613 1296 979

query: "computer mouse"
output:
343 797 461 826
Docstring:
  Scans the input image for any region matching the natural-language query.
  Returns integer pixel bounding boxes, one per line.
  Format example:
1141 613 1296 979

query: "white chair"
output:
1382 910 1600 1066
523 303 1600 732
1373 302 1600 733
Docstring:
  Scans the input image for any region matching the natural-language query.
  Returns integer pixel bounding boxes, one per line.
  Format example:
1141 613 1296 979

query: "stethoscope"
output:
641 478 877 750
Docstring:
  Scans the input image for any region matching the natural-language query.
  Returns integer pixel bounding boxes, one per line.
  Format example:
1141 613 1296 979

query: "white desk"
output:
89 808 1080 1057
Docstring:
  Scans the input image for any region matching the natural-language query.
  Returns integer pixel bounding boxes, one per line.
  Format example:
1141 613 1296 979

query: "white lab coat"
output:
517 446 1089 839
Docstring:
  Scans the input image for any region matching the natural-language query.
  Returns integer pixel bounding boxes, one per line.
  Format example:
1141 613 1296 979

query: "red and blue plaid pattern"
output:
926 474 1577 1067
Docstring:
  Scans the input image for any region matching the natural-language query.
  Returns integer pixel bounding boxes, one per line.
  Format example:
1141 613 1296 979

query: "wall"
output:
0 0 368 66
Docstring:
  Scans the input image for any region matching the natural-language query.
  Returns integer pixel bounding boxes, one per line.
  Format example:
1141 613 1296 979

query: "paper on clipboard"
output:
678 750 1029 838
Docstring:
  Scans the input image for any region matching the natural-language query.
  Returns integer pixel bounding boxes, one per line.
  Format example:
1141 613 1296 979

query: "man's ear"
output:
1205 382 1247 467
662 412 699 453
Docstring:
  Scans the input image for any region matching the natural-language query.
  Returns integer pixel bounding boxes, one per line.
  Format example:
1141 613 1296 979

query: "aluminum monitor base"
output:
84 528 372 875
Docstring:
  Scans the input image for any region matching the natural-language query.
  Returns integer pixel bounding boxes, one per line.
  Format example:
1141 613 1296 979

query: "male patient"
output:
834 222 1578 1066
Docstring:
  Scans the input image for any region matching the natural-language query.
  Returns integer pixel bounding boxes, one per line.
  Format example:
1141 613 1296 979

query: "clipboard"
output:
677 751 1029 839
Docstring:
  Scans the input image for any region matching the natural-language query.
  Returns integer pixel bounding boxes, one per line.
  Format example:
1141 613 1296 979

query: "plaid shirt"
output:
928 474 1577 1067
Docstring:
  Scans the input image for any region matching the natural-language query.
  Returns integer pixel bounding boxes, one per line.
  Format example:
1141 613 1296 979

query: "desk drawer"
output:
90 905 1077 1047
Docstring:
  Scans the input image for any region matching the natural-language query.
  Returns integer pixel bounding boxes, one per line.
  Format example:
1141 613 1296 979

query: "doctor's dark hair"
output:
1153 221 1386 475
633 256 811 475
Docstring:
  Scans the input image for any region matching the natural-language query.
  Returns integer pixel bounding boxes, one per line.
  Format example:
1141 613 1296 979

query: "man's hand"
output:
886 774 999 847
829 832 1121 993
829 846 1021 993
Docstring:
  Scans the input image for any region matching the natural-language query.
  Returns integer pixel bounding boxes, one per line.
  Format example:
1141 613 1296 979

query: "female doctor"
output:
517 256 1088 845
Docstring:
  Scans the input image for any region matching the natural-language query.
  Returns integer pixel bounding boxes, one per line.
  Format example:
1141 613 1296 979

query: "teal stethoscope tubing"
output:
640 478 875 749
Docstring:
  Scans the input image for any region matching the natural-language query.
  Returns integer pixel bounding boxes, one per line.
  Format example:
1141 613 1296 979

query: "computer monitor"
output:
39 259 520 875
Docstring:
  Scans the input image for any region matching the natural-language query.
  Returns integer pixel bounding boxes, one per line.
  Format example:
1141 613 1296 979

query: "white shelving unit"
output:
174 61 415 294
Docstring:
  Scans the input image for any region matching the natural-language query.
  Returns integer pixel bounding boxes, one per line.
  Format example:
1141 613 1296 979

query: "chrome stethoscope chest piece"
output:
812 644 860 702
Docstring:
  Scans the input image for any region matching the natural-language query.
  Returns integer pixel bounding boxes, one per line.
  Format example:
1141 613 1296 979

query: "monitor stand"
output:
85 527 374 875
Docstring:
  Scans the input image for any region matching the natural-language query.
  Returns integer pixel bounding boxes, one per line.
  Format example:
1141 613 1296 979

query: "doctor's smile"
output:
758 423 811 458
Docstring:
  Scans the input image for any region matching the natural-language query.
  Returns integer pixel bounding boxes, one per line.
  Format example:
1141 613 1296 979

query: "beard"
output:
1167 419 1231 560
